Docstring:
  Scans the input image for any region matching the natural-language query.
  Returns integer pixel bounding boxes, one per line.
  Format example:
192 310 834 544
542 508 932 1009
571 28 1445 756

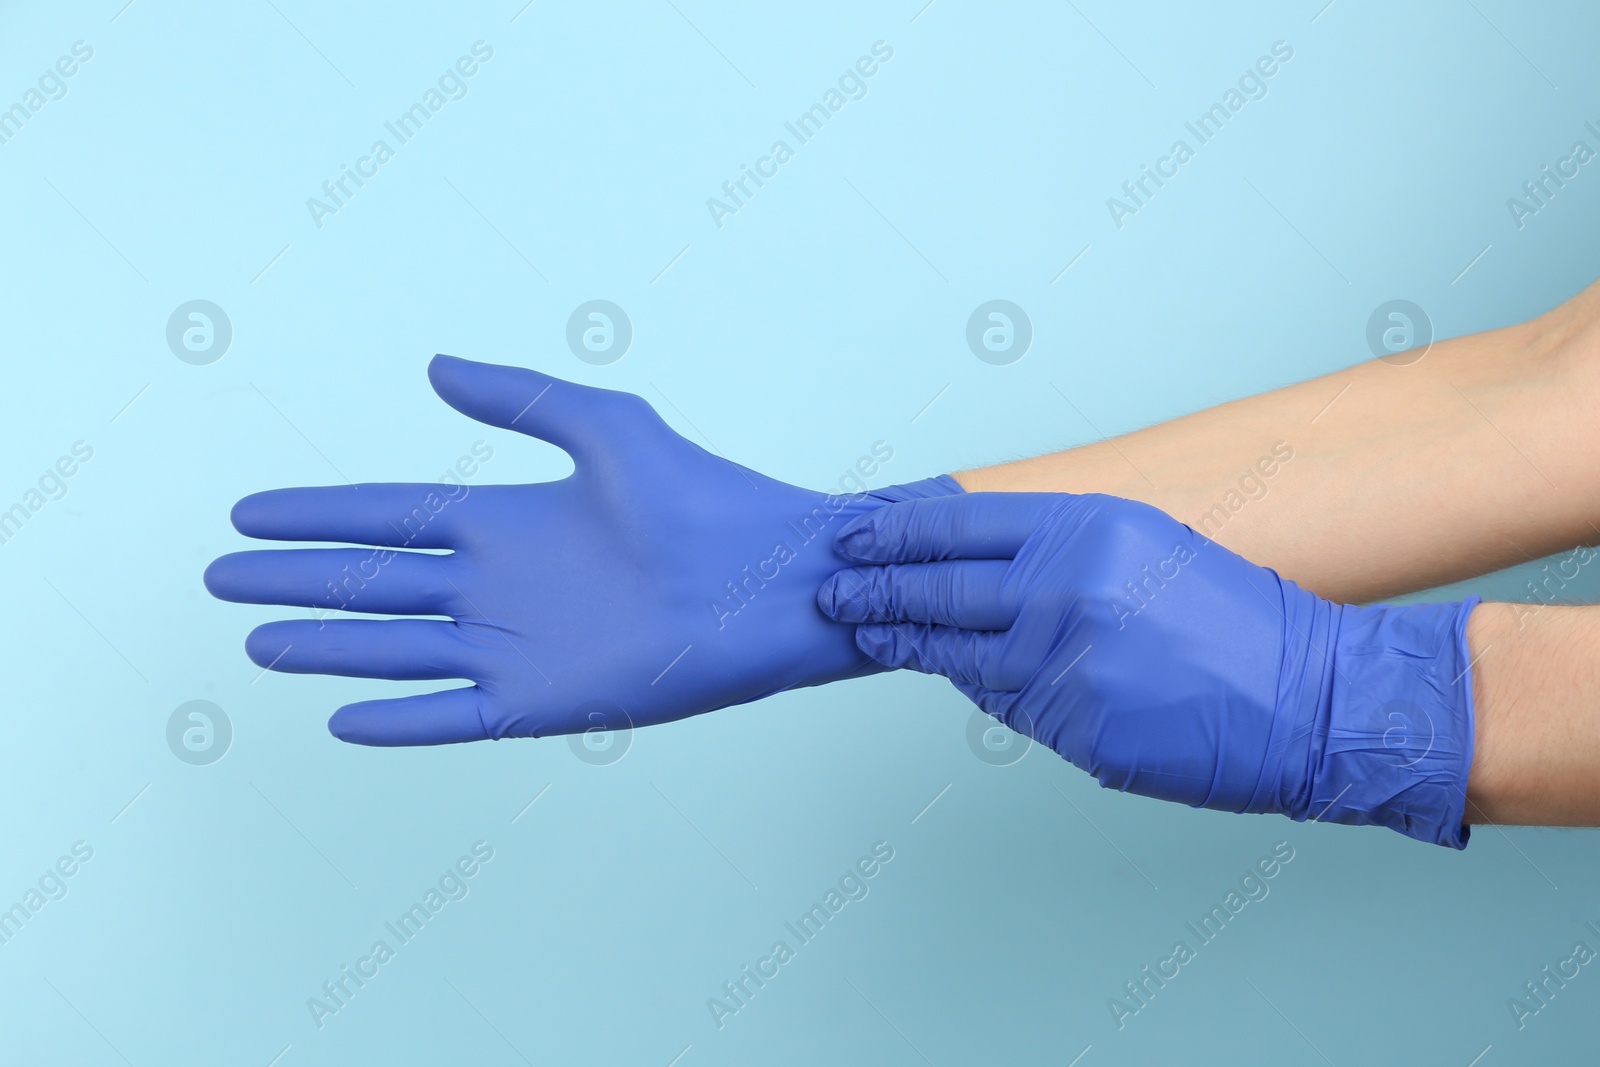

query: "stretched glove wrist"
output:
860 474 967 504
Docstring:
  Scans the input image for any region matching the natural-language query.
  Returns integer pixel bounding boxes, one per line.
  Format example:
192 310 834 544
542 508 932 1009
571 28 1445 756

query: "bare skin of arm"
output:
955 282 1600 605
952 282 1600 829
1466 603 1600 826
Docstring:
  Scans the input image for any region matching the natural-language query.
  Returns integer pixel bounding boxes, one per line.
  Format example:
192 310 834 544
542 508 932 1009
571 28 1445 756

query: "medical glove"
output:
205 355 962 745
818 492 1479 848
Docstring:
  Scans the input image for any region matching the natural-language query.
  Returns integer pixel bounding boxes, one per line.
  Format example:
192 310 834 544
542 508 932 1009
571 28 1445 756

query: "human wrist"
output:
1461 601 1531 826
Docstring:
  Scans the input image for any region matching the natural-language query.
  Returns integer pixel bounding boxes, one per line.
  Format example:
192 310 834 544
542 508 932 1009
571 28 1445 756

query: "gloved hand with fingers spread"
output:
818 492 1480 848
204 355 962 745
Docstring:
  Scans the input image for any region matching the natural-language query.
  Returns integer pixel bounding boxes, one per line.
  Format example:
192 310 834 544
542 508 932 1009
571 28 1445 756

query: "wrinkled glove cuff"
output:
1289 595 1480 849
864 474 967 503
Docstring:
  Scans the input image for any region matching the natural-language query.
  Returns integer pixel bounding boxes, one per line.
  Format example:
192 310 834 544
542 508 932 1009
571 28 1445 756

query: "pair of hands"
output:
207 357 1477 846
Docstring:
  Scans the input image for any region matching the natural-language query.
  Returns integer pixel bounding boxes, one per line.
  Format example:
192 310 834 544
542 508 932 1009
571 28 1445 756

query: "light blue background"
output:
2 1 1598 1063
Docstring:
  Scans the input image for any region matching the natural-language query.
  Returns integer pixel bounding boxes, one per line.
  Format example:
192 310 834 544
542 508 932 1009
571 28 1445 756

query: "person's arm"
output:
956 282 1600 604
1466 603 1600 826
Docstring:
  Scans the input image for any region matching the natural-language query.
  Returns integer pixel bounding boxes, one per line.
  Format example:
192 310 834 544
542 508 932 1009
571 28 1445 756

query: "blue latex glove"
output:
818 492 1480 848
205 355 961 745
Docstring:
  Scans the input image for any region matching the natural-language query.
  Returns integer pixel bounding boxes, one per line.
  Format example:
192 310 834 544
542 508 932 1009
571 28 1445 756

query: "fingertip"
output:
817 571 861 621
816 573 841 619
202 552 255 602
428 351 467 375
327 708 362 745
855 622 897 665
834 514 881 562
823 568 878 622
327 688 492 746
243 623 289 669
229 492 269 535
231 488 307 537
201 556 229 598
427 352 474 397
328 700 399 746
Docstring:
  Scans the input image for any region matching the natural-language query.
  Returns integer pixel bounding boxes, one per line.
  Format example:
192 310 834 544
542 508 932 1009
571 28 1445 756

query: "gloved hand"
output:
818 492 1479 848
204 355 961 745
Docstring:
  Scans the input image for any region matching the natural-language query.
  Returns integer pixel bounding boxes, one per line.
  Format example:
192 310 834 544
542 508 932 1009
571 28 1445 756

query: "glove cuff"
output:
1291 595 1481 849
864 473 967 502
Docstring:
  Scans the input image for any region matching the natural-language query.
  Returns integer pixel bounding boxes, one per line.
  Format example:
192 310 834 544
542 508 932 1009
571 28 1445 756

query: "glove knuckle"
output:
869 567 897 616
937 568 965 620
596 389 656 425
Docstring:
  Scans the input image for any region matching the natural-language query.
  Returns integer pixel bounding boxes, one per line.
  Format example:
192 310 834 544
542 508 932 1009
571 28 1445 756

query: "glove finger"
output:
855 622 1009 690
230 484 466 548
819 561 1016 629
205 548 459 616
328 686 491 746
246 619 477 680
835 493 1066 563
428 354 653 463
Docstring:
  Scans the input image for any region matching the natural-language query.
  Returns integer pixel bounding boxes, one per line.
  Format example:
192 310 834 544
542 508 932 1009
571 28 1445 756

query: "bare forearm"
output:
957 284 1600 603
1466 603 1600 826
